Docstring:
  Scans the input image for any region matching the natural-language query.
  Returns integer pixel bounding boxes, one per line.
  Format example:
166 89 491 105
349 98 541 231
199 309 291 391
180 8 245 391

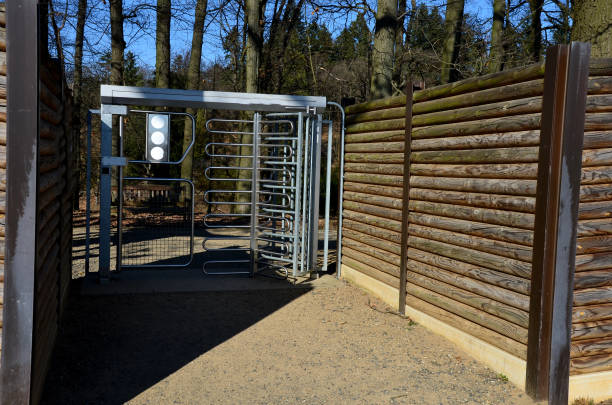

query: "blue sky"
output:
68 0 497 71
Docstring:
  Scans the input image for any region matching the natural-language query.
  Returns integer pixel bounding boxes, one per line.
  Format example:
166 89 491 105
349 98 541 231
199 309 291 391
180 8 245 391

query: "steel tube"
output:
327 102 345 279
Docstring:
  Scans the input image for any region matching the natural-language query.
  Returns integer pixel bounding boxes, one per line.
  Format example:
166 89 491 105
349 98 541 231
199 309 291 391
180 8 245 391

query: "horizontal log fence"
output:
340 42 612 403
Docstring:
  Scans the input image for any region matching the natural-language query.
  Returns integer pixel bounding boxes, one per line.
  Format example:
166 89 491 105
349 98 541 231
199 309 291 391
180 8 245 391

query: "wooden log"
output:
412 62 545 103
573 303 612 323
410 188 536 213
408 222 533 262
410 163 538 180
578 218 612 236
573 286 612 306
582 148 612 167
346 106 405 125
345 130 404 144
345 162 403 175
342 246 399 277
411 130 540 151
409 200 535 230
570 353 612 375
412 79 545 116
589 58 612 76
576 235 612 254
39 80 62 112
572 319 612 341
342 218 402 245
404 293 528 359
343 236 400 267
411 114 541 140
343 227 401 255
407 256 529 310
581 166 612 185
343 181 403 202
345 95 405 115
571 337 612 358
411 147 539 164
343 210 401 233
588 76 612 94
408 235 532 279
342 256 399 289
345 141 404 153
344 172 403 186
575 251 612 272
347 118 404 134
410 176 537 196
586 94 612 113
345 152 404 164
405 281 529 343
407 211 534 246
344 191 403 210
412 97 542 128
575 270 612 289
580 183 612 203
406 265 530 326
583 131 612 149
343 200 402 221
585 112 612 131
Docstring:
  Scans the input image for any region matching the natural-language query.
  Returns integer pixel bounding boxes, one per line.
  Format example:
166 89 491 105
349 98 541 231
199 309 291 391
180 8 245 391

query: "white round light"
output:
150 115 166 129
150 131 165 145
150 146 165 161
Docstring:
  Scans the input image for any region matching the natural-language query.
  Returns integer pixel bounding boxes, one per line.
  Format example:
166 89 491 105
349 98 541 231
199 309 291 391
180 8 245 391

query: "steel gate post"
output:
250 113 260 276
322 121 333 272
292 112 304 277
308 114 323 277
99 110 113 282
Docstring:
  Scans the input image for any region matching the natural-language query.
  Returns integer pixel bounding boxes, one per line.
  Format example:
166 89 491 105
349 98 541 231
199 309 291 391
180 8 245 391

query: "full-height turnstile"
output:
91 85 342 281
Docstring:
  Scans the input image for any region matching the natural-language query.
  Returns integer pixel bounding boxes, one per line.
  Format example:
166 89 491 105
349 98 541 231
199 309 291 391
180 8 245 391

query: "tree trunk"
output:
245 0 262 93
527 0 542 62
235 0 264 214
369 0 397 99
488 0 505 73
393 0 407 93
156 0 171 89
440 0 464 84
110 0 124 196
73 0 87 208
572 0 612 58
180 0 208 197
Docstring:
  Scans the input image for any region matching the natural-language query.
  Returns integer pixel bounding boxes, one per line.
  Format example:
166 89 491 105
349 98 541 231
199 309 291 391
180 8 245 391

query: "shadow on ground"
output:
41 284 311 405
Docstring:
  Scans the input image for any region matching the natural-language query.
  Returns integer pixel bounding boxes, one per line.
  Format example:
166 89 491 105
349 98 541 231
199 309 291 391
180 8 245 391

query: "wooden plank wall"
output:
31 59 74 403
0 3 6 363
344 63 547 361
571 59 612 375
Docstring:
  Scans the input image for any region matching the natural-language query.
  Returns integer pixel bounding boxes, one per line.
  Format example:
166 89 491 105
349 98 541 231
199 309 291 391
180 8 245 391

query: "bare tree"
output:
369 0 397 99
441 0 464 83
245 0 263 93
527 0 542 62
488 0 505 73
156 0 171 88
572 0 612 58
73 0 88 208
181 0 209 187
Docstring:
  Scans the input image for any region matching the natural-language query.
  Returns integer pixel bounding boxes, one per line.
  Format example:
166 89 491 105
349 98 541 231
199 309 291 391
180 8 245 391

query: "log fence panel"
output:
342 53 612 401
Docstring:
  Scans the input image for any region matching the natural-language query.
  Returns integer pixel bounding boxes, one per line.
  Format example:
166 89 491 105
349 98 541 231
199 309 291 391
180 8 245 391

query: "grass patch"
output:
571 398 595 405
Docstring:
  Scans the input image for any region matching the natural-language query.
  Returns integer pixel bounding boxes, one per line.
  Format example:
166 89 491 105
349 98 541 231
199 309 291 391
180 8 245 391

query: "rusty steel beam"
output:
399 82 414 315
526 42 591 403
1 1 40 404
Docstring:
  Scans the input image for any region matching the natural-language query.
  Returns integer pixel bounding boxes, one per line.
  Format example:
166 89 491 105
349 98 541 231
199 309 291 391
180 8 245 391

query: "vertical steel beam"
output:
322 121 332 271
250 113 260 276
1 1 39 403
398 83 414 315
526 42 591 403
99 110 113 282
308 115 323 277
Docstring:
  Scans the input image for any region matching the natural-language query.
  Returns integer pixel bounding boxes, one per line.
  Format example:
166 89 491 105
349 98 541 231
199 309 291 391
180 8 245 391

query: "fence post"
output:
398 82 414 315
526 42 591 403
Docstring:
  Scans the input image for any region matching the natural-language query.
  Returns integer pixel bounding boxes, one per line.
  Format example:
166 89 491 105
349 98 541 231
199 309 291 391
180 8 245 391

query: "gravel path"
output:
42 277 534 404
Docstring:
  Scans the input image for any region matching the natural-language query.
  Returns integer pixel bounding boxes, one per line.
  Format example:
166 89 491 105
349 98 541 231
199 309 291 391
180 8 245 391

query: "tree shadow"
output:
41 285 312 404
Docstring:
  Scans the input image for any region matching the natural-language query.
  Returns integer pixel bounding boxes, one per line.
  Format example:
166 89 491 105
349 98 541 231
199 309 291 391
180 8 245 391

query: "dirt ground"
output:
42 276 535 405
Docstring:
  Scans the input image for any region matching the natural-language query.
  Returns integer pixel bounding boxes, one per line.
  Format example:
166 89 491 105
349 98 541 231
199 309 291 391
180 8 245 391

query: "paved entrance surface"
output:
42 275 534 404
